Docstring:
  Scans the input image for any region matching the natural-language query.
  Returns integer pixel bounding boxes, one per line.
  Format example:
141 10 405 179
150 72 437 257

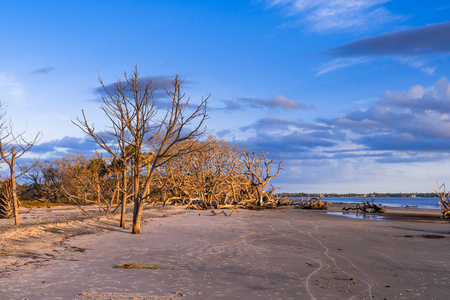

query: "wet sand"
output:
0 205 449 299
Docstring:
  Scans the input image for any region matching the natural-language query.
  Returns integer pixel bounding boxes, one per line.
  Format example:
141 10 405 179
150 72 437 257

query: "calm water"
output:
292 197 441 209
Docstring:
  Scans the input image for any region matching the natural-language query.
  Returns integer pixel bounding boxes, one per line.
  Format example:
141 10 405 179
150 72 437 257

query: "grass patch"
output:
113 263 177 270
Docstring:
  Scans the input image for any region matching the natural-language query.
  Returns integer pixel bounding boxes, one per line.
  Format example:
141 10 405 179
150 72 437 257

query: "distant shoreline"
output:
290 196 442 210
281 193 439 198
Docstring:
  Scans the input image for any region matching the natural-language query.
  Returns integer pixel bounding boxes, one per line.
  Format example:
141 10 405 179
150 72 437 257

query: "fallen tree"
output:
428 178 450 219
295 195 331 210
342 199 385 213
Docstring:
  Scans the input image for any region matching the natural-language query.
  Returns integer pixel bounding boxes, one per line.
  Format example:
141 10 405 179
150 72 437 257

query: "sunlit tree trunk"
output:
10 149 19 225
120 168 128 228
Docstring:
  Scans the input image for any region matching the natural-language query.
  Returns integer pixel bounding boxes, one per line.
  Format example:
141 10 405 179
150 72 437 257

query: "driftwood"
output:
295 196 331 210
182 194 294 211
210 209 238 216
324 273 355 281
0 179 13 219
428 178 450 219
0 195 13 219
342 199 385 213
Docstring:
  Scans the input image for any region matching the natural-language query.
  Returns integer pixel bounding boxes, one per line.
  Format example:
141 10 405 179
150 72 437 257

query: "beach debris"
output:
295 195 331 210
210 209 238 216
185 195 294 210
66 246 87 253
324 273 355 281
342 199 385 213
428 177 450 219
0 178 13 219
421 234 445 239
113 263 177 270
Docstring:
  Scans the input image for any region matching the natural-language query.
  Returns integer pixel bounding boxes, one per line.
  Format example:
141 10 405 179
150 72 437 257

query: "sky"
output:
1 0 450 193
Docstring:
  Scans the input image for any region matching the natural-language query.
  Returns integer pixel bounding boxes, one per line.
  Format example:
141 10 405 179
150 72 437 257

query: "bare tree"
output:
0 102 41 225
242 146 282 206
76 66 209 233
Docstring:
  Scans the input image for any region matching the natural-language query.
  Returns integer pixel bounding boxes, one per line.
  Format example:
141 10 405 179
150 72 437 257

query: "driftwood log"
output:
428 178 450 219
342 199 385 213
295 196 331 210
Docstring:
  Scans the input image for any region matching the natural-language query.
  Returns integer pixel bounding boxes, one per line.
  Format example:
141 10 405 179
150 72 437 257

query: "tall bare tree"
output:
0 102 41 225
76 66 209 233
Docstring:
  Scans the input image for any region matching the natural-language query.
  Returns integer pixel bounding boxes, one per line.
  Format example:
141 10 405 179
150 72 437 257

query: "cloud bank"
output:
320 22 450 75
220 95 311 111
237 77 450 167
328 21 450 57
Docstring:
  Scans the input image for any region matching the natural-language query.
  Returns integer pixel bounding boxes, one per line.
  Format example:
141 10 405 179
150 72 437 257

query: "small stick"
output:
324 273 355 281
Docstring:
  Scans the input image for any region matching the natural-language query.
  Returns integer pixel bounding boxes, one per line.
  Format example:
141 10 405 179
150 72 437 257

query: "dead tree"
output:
342 199 385 213
0 102 41 225
242 146 282 207
429 177 450 219
76 66 209 233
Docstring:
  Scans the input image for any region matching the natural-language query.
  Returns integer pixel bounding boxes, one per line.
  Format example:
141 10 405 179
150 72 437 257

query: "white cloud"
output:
241 95 308 109
337 77 450 141
317 57 370 75
0 72 25 103
262 0 399 33
394 56 436 75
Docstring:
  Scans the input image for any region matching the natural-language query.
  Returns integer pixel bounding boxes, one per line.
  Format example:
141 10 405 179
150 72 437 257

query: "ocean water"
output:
292 197 441 209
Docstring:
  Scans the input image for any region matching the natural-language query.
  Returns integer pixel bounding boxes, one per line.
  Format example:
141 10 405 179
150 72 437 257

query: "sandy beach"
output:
0 205 449 299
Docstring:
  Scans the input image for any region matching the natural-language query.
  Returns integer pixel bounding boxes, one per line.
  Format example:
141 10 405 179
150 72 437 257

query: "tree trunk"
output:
131 157 141 233
97 176 101 204
131 199 144 234
256 188 263 206
11 150 19 225
120 168 127 228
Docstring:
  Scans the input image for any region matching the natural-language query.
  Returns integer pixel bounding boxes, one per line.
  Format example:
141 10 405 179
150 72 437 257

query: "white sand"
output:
0 206 449 299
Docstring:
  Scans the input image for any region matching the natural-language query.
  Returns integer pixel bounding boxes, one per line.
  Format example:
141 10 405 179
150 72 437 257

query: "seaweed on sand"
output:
113 263 177 270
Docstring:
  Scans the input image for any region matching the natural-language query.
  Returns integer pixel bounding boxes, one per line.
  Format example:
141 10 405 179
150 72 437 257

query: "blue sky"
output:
1 0 450 193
